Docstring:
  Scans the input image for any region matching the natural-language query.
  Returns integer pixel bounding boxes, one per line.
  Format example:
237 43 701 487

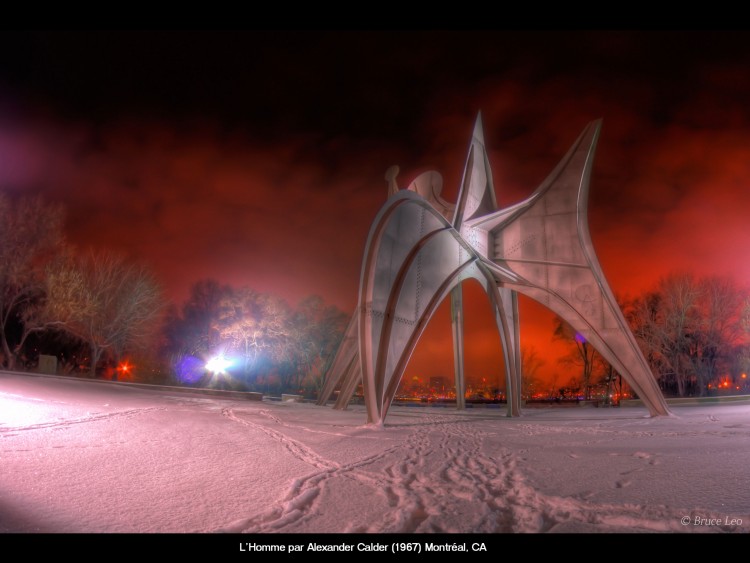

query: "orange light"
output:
742 374 747 379
118 362 131 372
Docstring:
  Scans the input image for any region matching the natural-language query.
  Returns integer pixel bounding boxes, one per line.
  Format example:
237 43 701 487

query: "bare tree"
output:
179 279 232 357
520 345 545 400
593 353 622 405
627 274 700 396
216 288 291 386
53 252 164 376
688 277 746 395
264 295 305 393
553 317 598 399
291 296 348 396
628 273 748 397
165 284 347 394
0 193 64 368
12 249 92 363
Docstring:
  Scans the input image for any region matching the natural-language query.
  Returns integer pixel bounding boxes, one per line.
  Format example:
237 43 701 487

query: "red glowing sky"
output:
1 31 749 385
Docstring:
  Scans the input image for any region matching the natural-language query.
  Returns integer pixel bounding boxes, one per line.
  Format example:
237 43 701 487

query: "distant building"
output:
430 376 446 391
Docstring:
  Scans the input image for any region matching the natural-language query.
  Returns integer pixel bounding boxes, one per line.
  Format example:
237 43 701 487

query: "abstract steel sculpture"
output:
318 115 670 424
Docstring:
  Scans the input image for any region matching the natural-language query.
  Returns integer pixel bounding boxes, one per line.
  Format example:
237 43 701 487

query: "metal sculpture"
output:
318 115 670 424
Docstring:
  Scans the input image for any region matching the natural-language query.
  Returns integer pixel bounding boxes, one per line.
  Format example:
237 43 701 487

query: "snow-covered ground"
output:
1 371 748 533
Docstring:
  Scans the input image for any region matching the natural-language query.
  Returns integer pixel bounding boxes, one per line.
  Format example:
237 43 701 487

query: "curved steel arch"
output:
356 192 521 423
319 115 670 424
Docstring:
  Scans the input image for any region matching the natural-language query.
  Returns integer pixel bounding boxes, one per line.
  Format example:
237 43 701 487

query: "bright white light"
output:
0 395 47 427
206 355 231 374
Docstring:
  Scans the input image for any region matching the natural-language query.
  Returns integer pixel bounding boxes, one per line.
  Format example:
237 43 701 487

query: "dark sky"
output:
2 31 750 384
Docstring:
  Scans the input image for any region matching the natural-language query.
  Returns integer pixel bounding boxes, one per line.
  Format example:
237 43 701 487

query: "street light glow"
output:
206 355 231 374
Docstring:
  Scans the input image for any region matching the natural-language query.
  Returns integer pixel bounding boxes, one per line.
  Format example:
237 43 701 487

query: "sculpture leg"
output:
490 285 521 417
476 120 669 416
450 284 466 410
317 311 359 406
333 356 362 410
511 290 522 415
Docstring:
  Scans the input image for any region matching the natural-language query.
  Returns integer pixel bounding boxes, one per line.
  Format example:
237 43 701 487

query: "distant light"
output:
206 355 231 374
118 362 131 373
175 355 204 384
742 374 747 379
